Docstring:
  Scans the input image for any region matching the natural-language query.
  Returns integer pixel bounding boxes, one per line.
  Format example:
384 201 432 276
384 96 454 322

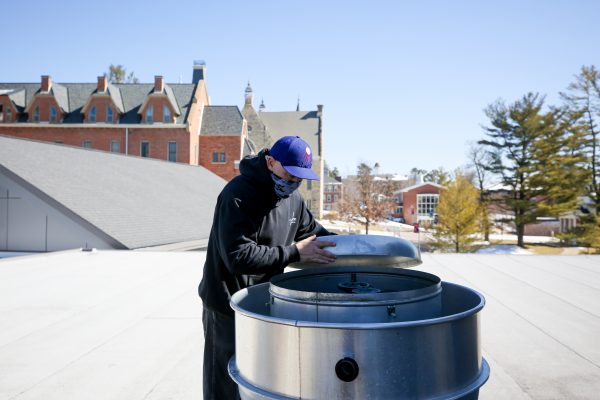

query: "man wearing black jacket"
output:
199 136 336 399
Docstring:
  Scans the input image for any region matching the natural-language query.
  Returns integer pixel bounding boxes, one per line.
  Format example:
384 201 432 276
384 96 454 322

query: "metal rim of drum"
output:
230 280 485 329
269 266 442 306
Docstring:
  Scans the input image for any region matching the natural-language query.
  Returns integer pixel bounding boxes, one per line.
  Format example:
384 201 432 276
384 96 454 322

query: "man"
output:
198 135 337 399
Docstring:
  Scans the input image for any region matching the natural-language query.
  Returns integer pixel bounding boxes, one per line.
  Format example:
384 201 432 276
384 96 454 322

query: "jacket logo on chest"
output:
289 212 297 226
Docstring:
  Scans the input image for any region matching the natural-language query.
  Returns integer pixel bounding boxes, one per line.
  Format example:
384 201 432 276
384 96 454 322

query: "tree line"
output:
332 66 600 253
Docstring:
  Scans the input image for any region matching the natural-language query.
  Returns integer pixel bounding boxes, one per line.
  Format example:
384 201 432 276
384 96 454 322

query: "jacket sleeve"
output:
215 190 300 275
294 197 335 241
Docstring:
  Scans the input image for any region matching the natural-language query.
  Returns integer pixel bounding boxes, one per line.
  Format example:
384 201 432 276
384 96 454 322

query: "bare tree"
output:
106 64 139 84
467 143 493 241
339 163 396 234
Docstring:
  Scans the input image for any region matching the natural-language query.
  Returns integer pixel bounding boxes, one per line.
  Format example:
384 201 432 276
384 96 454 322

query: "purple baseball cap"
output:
270 136 319 180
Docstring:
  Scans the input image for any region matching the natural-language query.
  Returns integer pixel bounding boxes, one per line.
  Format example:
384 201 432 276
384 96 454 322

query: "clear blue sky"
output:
3 1 600 177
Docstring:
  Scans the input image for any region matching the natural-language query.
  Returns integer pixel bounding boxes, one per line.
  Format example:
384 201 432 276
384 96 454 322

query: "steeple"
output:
296 96 300 111
244 82 253 105
259 98 266 112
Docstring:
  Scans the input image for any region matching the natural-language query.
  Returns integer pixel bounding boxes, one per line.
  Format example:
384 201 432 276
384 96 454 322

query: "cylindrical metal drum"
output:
228 235 489 399
269 267 442 323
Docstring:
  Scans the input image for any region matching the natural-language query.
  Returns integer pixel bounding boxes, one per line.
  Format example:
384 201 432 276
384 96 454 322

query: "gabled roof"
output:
0 136 226 249
396 182 443 194
0 88 26 110
201 106 244 135
0 82 197 124
324 174 342 185
258 111 320 157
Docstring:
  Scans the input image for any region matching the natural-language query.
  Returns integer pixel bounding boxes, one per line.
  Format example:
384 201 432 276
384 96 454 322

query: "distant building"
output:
0 61 250 181
0 136 225 252
242 84 325 217
394 182 443 225
323 175 343 213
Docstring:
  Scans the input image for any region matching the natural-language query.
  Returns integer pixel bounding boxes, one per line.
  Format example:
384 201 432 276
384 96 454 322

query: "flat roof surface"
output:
0 251 598 399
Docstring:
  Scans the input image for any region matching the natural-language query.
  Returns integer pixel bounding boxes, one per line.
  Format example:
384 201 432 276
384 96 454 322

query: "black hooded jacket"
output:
198 149 331 316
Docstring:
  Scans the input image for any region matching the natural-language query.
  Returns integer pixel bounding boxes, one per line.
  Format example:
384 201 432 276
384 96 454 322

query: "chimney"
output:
317 104 323 117
192 60 206 84
97 76 108 92
41 75 52 92
154 76 164 92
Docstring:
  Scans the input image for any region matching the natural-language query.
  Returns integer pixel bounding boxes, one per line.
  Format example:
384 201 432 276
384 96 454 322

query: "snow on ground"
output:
474 244 533 255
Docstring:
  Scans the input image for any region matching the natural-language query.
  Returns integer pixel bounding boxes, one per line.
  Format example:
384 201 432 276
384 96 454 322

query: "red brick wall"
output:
26 96 63 122
0 126 191 163
0 96 17 122
139 97 177 124
84 97 119 123
403 184 441 225
199 135 242 180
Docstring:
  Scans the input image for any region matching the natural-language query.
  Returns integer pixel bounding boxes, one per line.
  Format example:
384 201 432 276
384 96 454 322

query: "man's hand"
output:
295 235 337 264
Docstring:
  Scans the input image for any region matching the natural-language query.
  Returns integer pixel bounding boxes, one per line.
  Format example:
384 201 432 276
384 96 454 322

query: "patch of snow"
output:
474 245 532 255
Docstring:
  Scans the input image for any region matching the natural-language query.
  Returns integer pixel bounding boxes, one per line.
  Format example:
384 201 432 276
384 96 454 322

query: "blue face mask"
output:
271 173 301 198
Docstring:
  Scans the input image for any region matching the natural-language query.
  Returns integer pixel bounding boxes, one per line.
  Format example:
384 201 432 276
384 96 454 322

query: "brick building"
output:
394 182 443 225
0 61 249 181
323 174 343 213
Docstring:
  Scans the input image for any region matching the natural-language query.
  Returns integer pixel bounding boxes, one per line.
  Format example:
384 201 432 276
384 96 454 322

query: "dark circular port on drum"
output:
335 357 359 382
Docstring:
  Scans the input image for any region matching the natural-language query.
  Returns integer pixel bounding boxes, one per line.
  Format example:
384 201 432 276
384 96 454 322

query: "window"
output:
106 106 113 123
416 194 439 218
168 141 177 162
212 151 226 163
306 180 312 190
89 106 96 123
50 106 57 123
33 106 40 122
146 105 153 124
6 106 11 122
306 199 312 210
0 104 3 122
82 140 92 148
110 140 120 153
326 194 332 202
141 142 150 157
163 105 171 123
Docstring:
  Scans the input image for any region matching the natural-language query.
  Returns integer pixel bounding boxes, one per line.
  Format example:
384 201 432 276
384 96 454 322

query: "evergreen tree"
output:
432 174 480 253
560 65 600 250
480 93 555 247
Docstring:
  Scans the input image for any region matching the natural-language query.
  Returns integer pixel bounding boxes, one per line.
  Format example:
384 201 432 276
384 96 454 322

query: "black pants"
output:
202 306 240 400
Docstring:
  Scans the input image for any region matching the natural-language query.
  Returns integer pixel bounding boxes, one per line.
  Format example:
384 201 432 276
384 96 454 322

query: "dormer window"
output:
33 106 40 122
89 106 97 123
50 106 57 123
163 105 171 123
107 106 113 123
146 105 153 124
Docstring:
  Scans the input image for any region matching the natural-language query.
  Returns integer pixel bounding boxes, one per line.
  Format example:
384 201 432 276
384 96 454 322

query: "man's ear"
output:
265 155 274 171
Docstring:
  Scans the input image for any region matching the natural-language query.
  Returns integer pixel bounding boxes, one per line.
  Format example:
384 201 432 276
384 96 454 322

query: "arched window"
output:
163 105 171 123
106 106 113 123
89 106 97 123
33 106 40 122
146 105 153 124
50 106 57 123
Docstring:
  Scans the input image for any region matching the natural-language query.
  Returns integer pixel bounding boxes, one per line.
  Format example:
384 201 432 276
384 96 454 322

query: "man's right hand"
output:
295 235 337 264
